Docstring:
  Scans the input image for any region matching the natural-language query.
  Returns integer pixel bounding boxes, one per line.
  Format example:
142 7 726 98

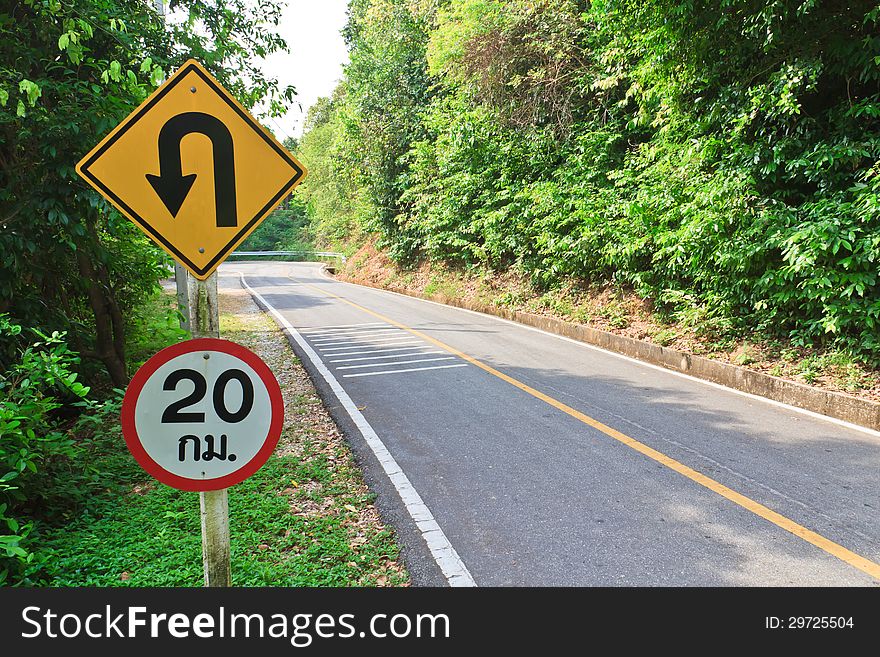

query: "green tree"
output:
239 196 311 252
0 0 296 385
295 94 364 247
336 0 435 258
300 0 880 357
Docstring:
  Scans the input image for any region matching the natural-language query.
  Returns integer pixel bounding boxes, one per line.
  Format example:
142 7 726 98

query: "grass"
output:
786 351 876 391
423 274 464 299
125 288 188 370
651 328 679 347
32 438 402 586
23 289 408 587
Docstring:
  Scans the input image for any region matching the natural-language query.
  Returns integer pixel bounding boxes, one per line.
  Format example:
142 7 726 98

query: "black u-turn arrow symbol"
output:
146 112 237 227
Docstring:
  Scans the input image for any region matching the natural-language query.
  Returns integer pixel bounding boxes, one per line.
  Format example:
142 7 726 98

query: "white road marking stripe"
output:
311 329 404 344
326 342 434 356
302 322 386 333
319 339 422 353
240 274 476 587
330 350 446 363
311 327 404 337
343 364 469 378
317 268 880 440
325 346 434 358
316 340 414 350
336 357 456 371
311 332 407 346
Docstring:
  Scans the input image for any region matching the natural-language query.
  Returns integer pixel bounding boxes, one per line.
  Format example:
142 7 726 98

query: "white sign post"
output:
77 57 302 587
121 336 283 585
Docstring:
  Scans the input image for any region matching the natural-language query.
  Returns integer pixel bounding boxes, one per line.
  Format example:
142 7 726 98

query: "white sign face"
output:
122 339 283 491
136 350 271 479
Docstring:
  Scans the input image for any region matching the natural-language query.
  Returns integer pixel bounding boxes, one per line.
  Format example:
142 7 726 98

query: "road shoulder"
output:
235 274 451 586
218 281 410 586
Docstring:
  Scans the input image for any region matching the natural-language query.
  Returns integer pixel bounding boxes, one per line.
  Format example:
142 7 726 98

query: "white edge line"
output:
315 267 880 439
336 357 456 371
239 273 476 587
343 364 468 378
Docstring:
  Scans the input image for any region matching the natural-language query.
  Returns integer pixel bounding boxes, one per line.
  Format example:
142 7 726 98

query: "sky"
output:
260 0 350 141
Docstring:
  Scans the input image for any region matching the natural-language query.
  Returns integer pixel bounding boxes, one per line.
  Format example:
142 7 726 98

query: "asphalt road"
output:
221 261 880 586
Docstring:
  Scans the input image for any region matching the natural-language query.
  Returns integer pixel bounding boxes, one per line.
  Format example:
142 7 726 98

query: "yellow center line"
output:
292 275 880 582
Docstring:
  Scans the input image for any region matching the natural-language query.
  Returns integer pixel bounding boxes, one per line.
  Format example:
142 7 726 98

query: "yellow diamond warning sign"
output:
76 59 306 279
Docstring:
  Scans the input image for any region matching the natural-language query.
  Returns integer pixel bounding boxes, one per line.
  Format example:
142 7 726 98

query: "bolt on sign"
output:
76 59 306 279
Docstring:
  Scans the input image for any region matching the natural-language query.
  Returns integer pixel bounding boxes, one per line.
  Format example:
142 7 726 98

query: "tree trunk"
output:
95 260 126 370
75 248 128 387
86 222 127 371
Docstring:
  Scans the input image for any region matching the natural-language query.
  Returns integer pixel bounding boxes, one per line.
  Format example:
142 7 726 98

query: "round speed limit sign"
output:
121 338 284 491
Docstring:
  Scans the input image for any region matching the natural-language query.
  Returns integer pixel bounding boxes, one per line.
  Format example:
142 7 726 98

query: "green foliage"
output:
301 0 880 359
125 290 188 371
319 0 434 258
3 289 192 585
0 315 90 584
30 448 403 586
21 302 406 587
239 196 312 252
0 0 296 385
296 95 368 248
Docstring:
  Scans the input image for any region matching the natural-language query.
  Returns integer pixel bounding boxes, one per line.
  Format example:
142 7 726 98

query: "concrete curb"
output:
338 273 880 432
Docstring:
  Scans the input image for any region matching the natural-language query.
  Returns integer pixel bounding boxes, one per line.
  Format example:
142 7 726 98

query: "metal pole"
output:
184 271 231 587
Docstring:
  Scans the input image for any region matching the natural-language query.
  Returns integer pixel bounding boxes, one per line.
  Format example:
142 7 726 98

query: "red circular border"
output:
120 338 284 492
